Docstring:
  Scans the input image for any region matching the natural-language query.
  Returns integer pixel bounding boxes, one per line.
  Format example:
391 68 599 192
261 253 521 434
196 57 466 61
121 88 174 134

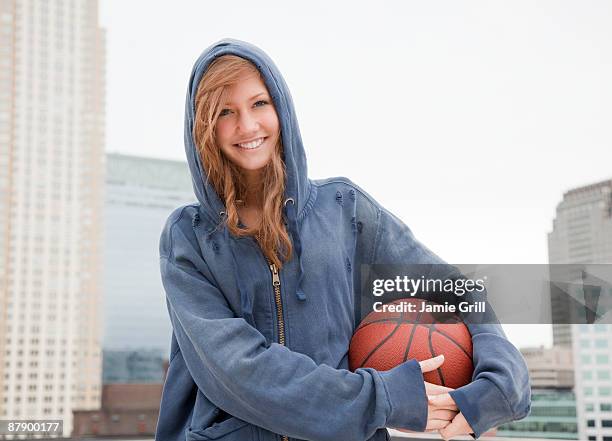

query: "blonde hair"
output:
193 55 292 269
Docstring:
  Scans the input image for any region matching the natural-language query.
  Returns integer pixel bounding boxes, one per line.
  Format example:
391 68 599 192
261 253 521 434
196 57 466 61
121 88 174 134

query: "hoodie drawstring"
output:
284 198 306 302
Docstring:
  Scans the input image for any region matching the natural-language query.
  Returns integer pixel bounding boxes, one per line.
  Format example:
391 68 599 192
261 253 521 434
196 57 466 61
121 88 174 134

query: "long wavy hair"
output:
193 55 292 269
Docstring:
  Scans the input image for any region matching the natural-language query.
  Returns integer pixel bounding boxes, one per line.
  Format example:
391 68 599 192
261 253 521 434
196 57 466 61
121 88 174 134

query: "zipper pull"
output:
269 263 280 286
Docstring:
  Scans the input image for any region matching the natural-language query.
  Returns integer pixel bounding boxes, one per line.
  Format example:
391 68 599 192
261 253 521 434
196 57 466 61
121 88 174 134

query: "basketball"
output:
349 298 474 389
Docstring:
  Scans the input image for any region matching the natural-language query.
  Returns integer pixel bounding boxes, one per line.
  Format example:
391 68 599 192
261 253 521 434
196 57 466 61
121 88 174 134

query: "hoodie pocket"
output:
186 417 256 441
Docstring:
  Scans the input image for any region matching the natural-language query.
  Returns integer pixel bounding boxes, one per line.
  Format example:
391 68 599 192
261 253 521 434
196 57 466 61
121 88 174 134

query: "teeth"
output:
237 138 264 149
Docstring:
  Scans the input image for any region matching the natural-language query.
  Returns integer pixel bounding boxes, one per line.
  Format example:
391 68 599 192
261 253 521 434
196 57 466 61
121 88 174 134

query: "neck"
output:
240 195 262 209
240 169 264 208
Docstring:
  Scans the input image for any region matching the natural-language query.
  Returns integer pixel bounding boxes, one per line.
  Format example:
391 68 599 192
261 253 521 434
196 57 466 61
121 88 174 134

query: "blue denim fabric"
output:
155 39 530 441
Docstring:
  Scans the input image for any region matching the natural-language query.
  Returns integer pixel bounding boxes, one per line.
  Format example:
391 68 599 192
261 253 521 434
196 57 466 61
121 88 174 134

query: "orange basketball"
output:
349 298 474 389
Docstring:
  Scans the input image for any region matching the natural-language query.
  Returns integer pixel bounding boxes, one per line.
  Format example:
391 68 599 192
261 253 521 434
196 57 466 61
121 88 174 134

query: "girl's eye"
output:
219 100 268 117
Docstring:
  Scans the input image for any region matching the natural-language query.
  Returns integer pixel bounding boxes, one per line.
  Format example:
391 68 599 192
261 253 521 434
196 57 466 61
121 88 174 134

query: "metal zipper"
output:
268 261 286 346
266 259 289 441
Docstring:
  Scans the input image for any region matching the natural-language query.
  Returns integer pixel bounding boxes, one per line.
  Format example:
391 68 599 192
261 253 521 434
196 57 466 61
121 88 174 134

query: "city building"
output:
103 152 194 356
72 383 162 438
548 179 612 346
521 346 574 389
0 0 105 436
498 388 578 439
102 348 165 384
571 323 612 441
498 347 577 438
548 179 612 441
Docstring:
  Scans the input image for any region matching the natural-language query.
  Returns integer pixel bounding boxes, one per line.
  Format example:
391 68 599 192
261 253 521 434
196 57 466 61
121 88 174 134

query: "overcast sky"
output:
99 0 612 349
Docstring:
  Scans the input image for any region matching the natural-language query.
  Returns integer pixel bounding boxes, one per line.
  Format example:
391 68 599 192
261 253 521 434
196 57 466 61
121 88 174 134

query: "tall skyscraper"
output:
548 179 612 347
103 152 194 354
548 180 612 266
548 179 612 441
0 0 105 436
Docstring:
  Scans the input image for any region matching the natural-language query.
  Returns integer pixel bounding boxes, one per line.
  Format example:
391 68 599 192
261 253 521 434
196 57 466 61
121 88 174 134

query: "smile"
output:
235 137 266 150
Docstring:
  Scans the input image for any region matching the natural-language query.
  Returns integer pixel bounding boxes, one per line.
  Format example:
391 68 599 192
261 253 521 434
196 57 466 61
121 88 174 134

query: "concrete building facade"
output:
548 179 612 441
0 0 105 436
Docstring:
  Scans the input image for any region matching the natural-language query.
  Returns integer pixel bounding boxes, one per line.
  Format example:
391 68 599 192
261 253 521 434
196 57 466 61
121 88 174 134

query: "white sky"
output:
99 0 612 349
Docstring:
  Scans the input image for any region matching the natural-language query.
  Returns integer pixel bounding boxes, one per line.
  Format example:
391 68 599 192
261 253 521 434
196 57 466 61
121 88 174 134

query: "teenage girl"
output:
155 38 531 441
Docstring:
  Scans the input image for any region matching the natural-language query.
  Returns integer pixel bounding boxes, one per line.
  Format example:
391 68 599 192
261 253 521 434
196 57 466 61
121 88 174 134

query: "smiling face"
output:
215 73 280 183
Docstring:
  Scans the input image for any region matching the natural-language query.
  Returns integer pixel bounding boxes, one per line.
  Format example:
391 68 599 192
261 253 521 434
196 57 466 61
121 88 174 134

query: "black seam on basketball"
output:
428 325 446 387
359 309 405 368
402 310 422 363
431 326 472 359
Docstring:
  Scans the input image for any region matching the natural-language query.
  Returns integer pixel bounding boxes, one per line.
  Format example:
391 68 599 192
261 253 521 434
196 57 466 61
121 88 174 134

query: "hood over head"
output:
183 38 310 319
184 38 310 225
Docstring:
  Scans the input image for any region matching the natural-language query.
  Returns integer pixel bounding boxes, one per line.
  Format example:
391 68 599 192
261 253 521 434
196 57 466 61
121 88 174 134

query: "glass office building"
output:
498 389 578 439
103 153 194 357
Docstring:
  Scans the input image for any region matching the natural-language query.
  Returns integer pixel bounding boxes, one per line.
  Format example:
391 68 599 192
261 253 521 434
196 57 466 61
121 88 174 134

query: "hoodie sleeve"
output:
159 221 429 441
358 197 531 439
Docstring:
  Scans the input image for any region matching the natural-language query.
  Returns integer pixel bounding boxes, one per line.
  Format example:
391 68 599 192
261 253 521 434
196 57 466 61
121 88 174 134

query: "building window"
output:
602 420 612 428
595 339 608 348
598 371 611 380
600 387 612 397
596 354 610 364
587 419 595 427
601 403 612 412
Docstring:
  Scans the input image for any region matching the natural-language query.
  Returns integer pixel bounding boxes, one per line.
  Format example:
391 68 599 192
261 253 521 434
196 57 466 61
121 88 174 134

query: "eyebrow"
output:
223 92 269 106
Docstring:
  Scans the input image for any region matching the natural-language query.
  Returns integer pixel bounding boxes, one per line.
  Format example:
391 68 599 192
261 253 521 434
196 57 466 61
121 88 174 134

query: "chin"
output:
238 155 274 170
240 162 270 172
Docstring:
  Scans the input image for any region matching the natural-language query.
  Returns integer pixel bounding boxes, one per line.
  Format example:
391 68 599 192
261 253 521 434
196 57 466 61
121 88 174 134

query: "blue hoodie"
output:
155 38 531 441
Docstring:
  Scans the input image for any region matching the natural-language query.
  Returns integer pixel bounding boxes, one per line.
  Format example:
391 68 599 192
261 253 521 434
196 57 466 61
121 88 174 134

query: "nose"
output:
237 109 259 134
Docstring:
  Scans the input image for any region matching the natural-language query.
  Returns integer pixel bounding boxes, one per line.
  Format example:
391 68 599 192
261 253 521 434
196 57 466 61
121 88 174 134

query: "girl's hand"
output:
420 355 459 431
392 355 458 433
428 394 474 440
